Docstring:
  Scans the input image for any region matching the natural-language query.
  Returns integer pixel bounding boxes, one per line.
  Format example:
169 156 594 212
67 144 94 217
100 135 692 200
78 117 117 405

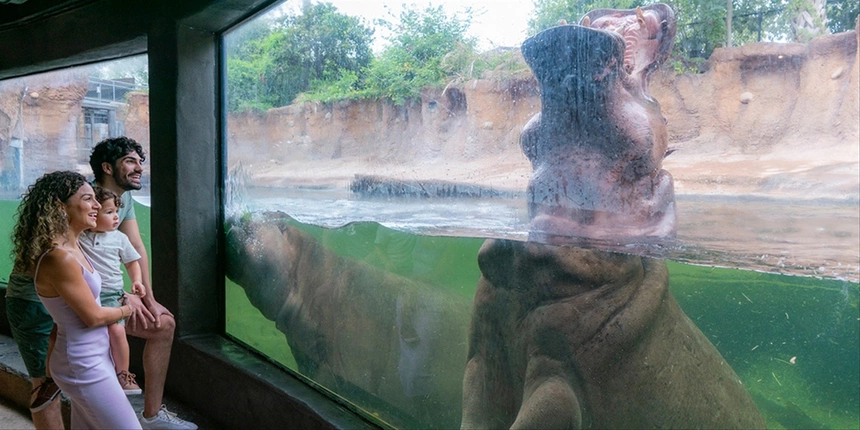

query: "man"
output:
88 136 196 429
4 272 62 429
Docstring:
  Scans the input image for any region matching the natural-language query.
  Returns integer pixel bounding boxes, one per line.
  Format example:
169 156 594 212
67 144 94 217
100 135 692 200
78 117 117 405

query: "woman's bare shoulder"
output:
36 247 81 296
39 247 77 269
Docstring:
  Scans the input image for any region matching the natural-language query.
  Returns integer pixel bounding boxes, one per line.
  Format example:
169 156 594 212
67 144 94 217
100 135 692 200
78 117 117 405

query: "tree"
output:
224 2 374 112
364 3 477 104
527 0 856 62
527 0 638 35
826 0 860 33
788 0 828 41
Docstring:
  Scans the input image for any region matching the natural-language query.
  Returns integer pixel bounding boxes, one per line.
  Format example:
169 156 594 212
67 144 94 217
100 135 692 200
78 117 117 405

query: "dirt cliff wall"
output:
0 70 89 188
653 28 859 198
227 78 539 168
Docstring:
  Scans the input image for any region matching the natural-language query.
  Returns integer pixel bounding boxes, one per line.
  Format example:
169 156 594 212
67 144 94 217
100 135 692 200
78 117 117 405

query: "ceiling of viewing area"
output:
0 0 95 28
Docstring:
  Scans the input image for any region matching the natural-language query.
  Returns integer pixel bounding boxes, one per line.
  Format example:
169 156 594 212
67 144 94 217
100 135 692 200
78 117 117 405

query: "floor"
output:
0 395 33 429
0 333 220 429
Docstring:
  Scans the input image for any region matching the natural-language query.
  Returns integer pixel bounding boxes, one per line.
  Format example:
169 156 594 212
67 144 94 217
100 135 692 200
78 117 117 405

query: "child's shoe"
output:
118 370 142 395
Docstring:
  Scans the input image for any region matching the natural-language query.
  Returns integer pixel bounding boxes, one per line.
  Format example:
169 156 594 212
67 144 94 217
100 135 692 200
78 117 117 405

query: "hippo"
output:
460 4 765 429
225 214 471 429
520 4 678 244
461 240 766 429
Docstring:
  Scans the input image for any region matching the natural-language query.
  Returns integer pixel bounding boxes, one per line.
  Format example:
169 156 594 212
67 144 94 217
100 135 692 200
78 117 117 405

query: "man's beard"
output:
114 169 142 191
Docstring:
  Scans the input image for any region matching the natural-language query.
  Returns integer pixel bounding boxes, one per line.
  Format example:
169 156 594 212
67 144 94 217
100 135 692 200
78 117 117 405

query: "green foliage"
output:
365 4 478 104
670 56 706 74
224 2 374 113
528 0 859 64
826 0 860 33
227 2 479 108
527 0 639 35
298 70 374 103
301 3 480 105
440 44 531 81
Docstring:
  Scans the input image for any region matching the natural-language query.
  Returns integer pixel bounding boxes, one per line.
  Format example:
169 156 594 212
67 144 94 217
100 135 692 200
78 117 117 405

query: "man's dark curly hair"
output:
12 171 88 275
89 137 146 183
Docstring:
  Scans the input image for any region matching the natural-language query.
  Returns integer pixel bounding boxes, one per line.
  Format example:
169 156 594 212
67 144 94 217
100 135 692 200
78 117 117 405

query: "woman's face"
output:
63 184 101 231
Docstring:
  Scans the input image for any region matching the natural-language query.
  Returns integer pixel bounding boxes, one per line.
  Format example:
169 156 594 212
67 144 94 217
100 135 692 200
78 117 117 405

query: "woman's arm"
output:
36 249 132 328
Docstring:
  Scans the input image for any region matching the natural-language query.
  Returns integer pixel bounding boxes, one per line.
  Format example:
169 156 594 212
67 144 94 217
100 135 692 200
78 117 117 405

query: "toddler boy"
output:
79 186 146 395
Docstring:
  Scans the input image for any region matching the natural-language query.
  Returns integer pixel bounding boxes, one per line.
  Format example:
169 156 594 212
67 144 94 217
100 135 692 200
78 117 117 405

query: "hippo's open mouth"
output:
581 5 677 92
519 4 678 244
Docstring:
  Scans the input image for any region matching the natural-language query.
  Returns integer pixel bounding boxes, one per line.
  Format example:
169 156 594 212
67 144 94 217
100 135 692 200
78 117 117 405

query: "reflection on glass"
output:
0 55 149 282
223 1 858 429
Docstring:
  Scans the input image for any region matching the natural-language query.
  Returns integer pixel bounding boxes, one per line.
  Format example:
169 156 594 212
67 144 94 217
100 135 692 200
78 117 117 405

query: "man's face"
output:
111 152 144 191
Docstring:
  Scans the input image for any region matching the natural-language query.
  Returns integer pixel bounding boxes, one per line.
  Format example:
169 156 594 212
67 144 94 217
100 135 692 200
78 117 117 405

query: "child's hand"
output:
131 282 147 298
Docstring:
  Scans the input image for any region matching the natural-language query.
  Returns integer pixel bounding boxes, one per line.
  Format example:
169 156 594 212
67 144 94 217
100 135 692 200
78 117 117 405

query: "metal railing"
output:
84 77 137 105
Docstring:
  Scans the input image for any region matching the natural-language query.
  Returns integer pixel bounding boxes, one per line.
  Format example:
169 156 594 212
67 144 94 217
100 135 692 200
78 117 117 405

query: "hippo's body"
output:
461 239 766 428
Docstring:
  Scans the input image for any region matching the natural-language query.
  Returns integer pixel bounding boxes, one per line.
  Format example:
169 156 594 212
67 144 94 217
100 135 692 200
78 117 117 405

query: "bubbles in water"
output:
226 162 251 219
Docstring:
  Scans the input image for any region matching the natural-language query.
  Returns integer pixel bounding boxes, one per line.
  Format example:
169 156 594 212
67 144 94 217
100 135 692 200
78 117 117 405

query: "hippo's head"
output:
520 3 677 245
225 212 297 321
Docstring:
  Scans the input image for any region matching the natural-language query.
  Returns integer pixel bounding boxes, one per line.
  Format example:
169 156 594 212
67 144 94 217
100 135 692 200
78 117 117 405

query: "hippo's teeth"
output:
624 33 638 73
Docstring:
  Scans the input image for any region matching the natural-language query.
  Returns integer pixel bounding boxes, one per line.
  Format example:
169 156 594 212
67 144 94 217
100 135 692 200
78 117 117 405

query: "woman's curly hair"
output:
11 171 87 275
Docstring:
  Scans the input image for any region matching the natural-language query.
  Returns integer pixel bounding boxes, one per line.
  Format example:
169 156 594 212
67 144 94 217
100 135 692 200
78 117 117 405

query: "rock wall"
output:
226 78 540 184
653 28 859 198
0 70 89 189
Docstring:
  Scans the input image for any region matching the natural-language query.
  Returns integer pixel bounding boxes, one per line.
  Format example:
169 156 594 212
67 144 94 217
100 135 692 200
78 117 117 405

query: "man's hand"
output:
142 298 174 329
125 293 156 331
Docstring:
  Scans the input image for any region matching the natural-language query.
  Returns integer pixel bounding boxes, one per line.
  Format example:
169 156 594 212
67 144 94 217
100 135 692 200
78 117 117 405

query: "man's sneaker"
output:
138 405 198 430
117 370 143 395
29 378 61 412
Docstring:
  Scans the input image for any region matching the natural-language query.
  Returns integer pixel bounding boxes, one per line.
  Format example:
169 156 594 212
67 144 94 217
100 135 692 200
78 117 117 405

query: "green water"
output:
225 217 859 430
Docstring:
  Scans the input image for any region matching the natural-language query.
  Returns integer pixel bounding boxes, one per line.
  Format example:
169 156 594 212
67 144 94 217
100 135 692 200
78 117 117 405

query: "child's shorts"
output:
100 288 126 326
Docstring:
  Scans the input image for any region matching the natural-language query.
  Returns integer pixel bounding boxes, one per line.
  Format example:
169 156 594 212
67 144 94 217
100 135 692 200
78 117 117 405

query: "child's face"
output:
94 199 120 232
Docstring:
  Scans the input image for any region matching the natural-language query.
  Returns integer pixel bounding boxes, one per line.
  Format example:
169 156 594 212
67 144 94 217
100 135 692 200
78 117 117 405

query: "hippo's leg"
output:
511 358 582 430
461 357 494 429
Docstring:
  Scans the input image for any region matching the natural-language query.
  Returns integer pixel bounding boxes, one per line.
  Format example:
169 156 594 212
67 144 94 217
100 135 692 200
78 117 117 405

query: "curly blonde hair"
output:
11 171 87 275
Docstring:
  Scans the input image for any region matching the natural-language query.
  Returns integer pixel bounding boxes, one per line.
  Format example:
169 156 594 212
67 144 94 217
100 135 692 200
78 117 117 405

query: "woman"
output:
12 171 142 429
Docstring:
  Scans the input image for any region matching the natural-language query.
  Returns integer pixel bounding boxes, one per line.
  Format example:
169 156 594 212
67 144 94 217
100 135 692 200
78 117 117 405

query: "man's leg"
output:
126 313 175 417
30 382 62 430
6 297 63 429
